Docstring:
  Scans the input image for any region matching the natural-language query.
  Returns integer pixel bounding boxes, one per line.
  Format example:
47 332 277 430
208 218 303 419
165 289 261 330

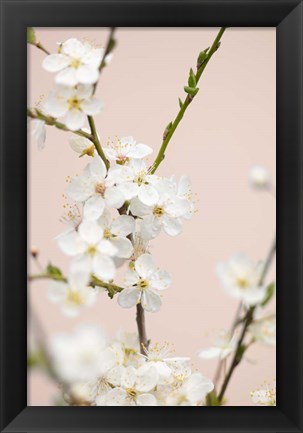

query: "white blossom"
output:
45 84 103 131
249 309 276 345
48 274 98 317
49 325 107 383
170 175 194 220
216 254 266 306
198 330 237 360
57 219 117 282
69 135 95 157
67 156 125 220
251 381 276 406
140 343 191 385
249 166 271 189
118 253 171 312
130 179 191 239
114 159 160 206
104 136 153 163
31 119 46 150
99 365 158 406
98 210 134 259
42 38 104 86
166 373 214 406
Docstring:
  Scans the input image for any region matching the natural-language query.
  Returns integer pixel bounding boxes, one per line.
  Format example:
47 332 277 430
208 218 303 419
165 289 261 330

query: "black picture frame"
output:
0 0 302 432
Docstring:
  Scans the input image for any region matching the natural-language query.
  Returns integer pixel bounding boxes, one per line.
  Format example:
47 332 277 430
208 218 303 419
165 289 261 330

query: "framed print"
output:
0 0 302 432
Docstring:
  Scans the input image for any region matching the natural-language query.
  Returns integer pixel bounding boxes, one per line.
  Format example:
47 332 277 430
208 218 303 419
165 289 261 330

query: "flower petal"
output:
48 281 67 303
62 38 85 58
162 215 183 236
55 67 78 86
138 184 159 206
135 253 156 279
111 215 135 237
105 187 125 209
79 220 103 244
92 254 115 281
118 287 140 309
42 54 70 72
136 393 157 406
105 388 128 406
111 237 133 258
81 97 103 115
83 195 105 221
76 65 99 84
141 289 162 313
127 143 153 159
149 270 171 291
65 109 86 131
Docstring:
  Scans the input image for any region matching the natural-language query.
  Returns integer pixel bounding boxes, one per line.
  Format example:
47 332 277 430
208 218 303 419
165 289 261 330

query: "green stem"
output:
217 235 276 404
27 108 93 141
29 272 123 298
151 27 226 174
93 27 116 95
87 115 109 169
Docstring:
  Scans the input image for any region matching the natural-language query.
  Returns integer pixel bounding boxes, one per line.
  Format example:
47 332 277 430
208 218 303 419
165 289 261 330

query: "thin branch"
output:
29 41 50 55
88 115 109 169
136 304 149 355
29 272 123 298
213 302 243 387
27 108 93 140
217 235 276 403
150 27 226 174
93 27 116 95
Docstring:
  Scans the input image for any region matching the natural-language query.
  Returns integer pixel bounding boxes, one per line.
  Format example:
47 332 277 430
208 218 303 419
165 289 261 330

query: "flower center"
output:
126 388 137 397
103 228 112 239
237 278 249 289
95 183 106 196
138 278 149 289
70 58 82 69
153 206 165 217
68 97 81 110
86 245 97 256
67 289 82 305
135 171 147 186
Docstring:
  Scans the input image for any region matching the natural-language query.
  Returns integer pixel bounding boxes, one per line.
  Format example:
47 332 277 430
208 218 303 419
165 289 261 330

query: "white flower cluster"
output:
49 133 193 315
41 38 109 131
198 253 276 363
250 380 276 406
50 325 214 406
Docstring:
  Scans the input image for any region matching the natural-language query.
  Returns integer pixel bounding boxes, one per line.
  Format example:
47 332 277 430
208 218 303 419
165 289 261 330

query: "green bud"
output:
184 86 199 97
27 27 36 44
197 48 209 68
178 98 183 109
261 282 275 307
163 121 172 140
188 68 197 88
46 263 63 278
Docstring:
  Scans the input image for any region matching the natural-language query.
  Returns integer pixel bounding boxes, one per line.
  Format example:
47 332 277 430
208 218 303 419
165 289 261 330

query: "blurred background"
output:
28 27 276 406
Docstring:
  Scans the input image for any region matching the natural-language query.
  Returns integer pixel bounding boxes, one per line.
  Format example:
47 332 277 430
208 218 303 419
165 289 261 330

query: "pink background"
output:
28 28 276 406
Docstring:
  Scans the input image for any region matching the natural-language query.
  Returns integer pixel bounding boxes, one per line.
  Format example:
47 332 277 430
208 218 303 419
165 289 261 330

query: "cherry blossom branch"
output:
29 272 123 299
217 235 276 404
150 27 226 174
27 108 93 140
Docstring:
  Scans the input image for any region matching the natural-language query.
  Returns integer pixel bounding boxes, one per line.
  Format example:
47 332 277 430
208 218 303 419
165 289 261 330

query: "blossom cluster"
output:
250 380 276 406
49 325 214 406
47 132 193 316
